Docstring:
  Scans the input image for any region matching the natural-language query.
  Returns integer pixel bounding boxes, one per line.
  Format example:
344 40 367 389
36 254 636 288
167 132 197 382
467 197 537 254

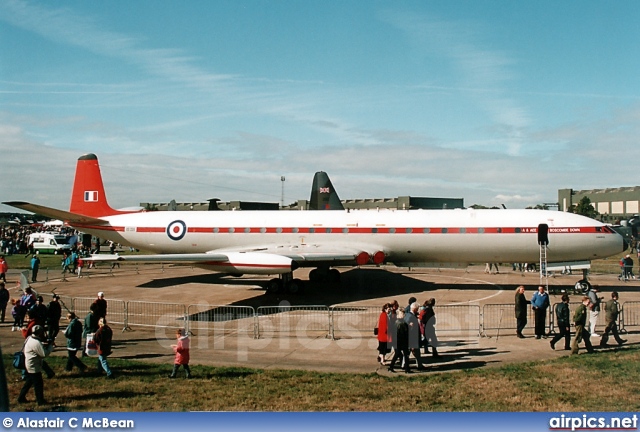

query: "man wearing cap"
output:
600 291 627 347
18 325 54 405
571 296 594 355
93 292 107 321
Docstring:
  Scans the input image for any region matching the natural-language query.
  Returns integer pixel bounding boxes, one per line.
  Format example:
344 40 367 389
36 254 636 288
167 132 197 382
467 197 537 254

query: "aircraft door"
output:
537 223 549 245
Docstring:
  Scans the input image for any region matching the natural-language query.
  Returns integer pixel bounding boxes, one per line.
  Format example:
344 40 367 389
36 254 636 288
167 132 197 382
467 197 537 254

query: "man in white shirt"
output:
18 325 54 406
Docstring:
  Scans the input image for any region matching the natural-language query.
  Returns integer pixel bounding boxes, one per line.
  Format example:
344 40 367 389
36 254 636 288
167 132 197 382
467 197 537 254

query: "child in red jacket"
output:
169 329 192 378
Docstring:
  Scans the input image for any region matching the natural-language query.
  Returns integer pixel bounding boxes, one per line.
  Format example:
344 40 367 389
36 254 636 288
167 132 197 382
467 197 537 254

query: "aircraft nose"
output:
622 238 629 252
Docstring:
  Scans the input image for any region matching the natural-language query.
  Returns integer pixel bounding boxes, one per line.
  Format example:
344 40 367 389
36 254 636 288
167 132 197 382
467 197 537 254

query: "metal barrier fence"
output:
256 306 330 339
330 306 380 340
436 305 481 336
481 303 535 335
7 290 637 339
328 305 481 340
70 297 127 330
621 301 640 332
126 300 186 331
186 304 256 338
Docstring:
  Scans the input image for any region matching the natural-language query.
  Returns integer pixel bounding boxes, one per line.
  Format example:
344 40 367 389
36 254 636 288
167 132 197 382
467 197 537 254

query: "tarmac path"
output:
1 264 638 375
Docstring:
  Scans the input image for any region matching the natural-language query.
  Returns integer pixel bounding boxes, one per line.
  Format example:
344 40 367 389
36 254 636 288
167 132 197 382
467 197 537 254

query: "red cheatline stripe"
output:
79 226 611 235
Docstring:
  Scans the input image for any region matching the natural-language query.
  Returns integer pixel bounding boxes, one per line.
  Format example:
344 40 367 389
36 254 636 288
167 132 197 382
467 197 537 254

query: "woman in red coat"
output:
377 303 391 365
169 329 192 378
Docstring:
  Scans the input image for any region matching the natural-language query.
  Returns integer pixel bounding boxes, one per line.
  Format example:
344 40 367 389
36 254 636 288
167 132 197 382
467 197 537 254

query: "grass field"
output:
3 346 640 412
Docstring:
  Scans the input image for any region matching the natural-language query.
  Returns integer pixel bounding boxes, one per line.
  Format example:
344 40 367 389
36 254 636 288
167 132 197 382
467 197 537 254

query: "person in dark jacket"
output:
404 302 426 371
550 294 571 350
46 295 62 344
420 298 440 357
571 296 594 355
29 296 48 327
600 291 627 347
92 292 107 321
388 310 410 373
0 281 9 323
64 312 87 373
514 286 528 338
82 304 99 356
93 317 114 379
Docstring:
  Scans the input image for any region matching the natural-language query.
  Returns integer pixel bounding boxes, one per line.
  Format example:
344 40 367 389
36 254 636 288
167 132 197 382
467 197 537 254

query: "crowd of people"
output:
7 286 192 406
373 283 630 376
513 284 627 355
375 296 441 373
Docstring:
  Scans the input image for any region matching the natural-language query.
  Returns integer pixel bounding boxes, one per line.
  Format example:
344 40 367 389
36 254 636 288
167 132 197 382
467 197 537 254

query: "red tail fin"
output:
69 154 125 217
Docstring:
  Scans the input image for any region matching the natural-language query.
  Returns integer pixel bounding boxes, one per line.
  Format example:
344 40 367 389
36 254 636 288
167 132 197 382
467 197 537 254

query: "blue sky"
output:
1 0 639 211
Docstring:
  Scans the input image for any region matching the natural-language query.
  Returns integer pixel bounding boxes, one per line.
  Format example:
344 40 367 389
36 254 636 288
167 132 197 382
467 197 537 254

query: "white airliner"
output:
4 154 625 293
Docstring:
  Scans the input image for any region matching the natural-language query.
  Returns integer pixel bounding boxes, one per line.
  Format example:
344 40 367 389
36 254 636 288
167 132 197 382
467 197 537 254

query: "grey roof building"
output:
558 187 640 222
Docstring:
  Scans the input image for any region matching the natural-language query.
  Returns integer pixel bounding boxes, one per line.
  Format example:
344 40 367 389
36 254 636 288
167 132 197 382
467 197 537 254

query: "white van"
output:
28 233 73 254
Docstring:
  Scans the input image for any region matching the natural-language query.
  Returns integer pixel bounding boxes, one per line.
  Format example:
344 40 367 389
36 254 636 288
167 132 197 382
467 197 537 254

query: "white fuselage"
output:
75 208 622 266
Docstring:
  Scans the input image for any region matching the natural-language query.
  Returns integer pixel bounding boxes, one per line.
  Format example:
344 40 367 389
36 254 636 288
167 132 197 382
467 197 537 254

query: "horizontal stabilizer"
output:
2 201 109 226
545 260 591 271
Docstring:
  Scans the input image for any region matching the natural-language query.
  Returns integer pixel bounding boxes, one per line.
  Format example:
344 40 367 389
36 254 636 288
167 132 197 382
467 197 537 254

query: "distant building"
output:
139 199 279 211
558 187 640 222
141 196 464 212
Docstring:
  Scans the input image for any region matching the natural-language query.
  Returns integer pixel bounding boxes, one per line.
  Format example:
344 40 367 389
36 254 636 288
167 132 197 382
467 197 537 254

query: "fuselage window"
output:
515 228 521 234
497 228 502 233
276 227 283 233
372 228 378 234
405 228 412 234
441 228 448 234
459 228 466 234
325 228 332 234
260 227 266 233
342 228 349 234
423 228 430 234
389 228 396 234
244 227 250 233
478 228 485 234
228 227 235 233
213 227 219 233
292 227 299 233
309 228 315 234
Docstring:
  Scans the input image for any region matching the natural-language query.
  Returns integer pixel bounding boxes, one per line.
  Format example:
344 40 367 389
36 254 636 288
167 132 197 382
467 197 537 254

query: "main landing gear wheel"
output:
286 278 304 294
309 268 341 283
328 269 341 283
574 279 592 294
266 278 283 294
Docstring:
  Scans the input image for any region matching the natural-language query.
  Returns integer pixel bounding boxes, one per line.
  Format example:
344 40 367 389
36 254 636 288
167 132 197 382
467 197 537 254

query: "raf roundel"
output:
166 220 187 241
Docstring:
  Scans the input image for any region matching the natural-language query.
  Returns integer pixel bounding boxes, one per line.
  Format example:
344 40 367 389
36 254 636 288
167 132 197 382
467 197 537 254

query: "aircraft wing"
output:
211 242 385 266
2 201 108 226
85 253 229 262
86 242 384 268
